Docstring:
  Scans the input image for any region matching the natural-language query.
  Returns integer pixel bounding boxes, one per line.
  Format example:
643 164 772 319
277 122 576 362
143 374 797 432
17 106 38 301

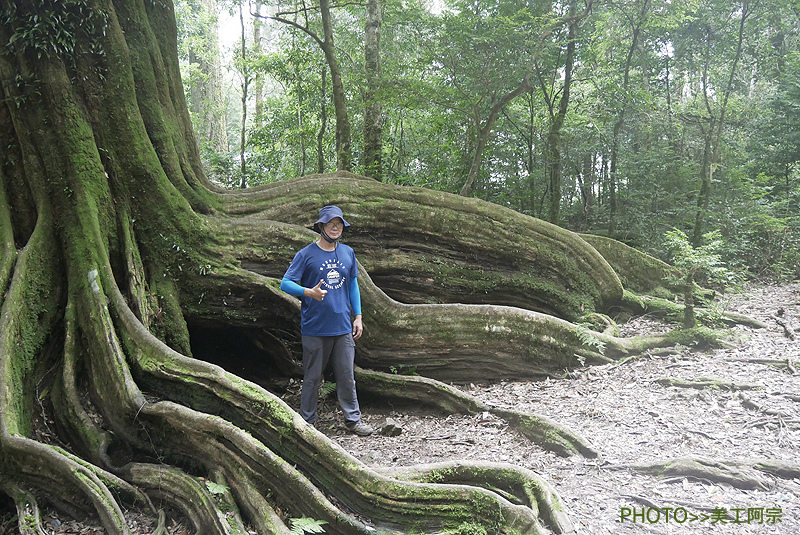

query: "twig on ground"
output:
774 307 796 340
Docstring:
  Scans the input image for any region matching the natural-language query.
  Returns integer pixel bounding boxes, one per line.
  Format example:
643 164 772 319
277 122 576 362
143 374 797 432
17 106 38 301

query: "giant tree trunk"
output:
0 1 715 534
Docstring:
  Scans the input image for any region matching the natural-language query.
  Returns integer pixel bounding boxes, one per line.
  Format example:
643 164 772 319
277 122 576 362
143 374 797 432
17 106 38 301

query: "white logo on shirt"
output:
319 259 346 290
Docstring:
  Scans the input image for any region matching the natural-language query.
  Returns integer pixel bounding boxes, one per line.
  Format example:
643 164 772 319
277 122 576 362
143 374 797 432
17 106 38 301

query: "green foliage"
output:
320 381 336 398
664 229 739 327
174 0 799 281
574 328 606 356
452 522 488 535
289 517 327 535
2 0 107 59
389 365 418 375
663 229 735 288
205 480 229 496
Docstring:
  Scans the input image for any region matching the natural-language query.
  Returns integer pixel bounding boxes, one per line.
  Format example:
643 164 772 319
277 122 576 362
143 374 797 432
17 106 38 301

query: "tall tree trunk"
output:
541 0 578 225
188 0 228 154
319 0 351 171
266 0 352 171
692 0 751 246
459 77 533 197
317 65 328 173
363 0 383 180
607 2 644 237
238 2 249 188
253 2 264 130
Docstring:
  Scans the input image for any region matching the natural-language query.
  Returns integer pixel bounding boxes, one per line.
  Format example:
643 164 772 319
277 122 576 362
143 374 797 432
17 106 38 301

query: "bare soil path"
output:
3 284 797 534
323 282 800 534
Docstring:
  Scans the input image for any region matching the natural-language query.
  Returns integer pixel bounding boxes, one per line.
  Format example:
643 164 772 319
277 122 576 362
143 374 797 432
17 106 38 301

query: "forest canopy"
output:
178 0 800 279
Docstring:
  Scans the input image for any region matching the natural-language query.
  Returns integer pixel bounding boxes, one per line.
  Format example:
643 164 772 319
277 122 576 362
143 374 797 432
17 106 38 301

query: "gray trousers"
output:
300 333 361 424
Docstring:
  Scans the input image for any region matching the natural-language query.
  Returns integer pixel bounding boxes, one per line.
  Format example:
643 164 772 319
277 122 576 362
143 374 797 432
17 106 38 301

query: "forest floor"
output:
2 283 797 535
317 281 800 535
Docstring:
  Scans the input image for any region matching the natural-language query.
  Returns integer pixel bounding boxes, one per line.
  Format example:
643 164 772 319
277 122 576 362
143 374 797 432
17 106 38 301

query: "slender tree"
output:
178 0 229 154
261 0 352 171
673 0 754 246
363 0 383 179
237 0 253 187
538 0 579 225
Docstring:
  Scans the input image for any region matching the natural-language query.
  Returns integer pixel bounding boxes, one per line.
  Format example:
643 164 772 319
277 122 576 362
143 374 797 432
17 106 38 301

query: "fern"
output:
320 381 337 397
576 328 606 355
290 517 328 534
205 480 228 496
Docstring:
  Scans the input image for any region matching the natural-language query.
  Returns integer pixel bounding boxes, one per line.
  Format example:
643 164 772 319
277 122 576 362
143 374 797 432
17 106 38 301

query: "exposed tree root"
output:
219 173 624 320
620 290 767 329
0 3 773 530
0 481 48 535
202 218 729 382
121 462 249 535
355 367 598 458
108 286 563 533
751 460 800 480
378 461 574 534
654 377 762 391
613 457 773 491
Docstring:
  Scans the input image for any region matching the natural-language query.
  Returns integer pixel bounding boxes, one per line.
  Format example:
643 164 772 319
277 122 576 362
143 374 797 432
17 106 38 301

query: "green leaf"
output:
289 517 327 535
205 480 228 495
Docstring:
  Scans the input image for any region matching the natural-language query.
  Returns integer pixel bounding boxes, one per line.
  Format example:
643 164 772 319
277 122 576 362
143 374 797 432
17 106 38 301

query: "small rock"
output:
380 418 403 436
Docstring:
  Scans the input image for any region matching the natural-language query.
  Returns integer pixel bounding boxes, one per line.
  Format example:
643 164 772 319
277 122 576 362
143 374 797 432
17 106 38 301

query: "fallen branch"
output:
774 307 796 340
611 457 773 491
654 377 761 391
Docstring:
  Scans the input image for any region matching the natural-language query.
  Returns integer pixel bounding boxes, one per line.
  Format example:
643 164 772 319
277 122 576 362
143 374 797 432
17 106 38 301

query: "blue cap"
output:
312 205 350 232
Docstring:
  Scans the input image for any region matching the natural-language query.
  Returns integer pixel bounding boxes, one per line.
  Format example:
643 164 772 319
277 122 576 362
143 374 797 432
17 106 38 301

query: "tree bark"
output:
0 1 733 533
540 0 578 226
266 1 352 171
319 0 352 171
363 0 383 180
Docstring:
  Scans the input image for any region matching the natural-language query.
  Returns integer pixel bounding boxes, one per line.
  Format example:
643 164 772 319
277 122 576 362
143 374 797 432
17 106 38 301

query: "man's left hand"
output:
352 315 363 340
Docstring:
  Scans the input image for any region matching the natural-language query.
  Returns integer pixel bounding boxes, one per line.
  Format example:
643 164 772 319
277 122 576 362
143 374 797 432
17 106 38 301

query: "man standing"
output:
280 206 374 436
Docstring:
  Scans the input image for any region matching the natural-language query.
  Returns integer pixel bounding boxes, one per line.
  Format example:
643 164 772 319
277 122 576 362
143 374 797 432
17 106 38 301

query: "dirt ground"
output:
318 282 800 534
3 283 797 534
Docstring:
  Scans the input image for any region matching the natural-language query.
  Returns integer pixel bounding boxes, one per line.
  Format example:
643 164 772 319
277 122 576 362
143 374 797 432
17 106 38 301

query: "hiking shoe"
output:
345 421 374 436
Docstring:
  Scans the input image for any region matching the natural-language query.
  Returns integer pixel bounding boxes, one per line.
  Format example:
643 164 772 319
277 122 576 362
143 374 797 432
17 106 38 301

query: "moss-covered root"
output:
751 460 800 480
138 401 370 535
615 457 772 491
0 436 132 534
121 463 242 535
379 461 573 534
0 480 49 535
112 289 554 534
220 172 623 319
492 408 598 458
355 368 597 458
50 301 116 469
0 170 15 298
578 234 680 296
620 290 768 329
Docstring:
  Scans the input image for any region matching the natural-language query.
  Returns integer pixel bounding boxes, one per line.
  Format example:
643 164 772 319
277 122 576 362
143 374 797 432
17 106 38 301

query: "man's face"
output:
322 217 344 239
